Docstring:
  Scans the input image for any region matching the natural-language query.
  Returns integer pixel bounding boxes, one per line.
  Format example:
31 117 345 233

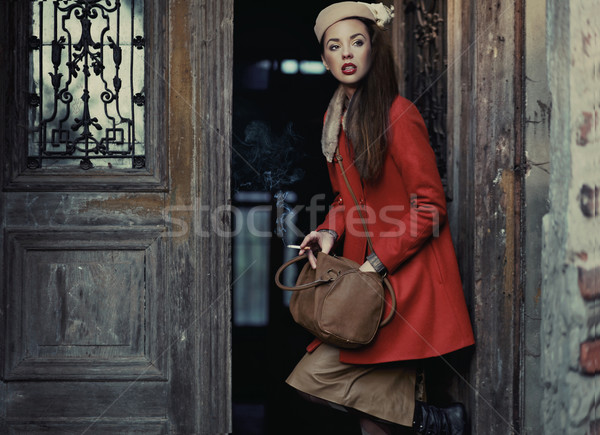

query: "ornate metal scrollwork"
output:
403 0 447 189
29 93 41 107
29 35 41 50
132 36 145 49
27 157 41 169
133 93 145 106
80 158 94 170
28 0 145 170
132 156 145 169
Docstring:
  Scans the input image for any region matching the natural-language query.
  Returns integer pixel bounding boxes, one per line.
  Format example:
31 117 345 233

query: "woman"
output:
286 2 475 434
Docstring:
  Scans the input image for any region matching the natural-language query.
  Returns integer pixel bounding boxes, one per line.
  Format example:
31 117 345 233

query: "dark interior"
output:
231 1 364 434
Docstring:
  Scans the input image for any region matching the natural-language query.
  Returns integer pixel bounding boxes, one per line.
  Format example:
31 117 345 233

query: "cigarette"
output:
286 244 302 249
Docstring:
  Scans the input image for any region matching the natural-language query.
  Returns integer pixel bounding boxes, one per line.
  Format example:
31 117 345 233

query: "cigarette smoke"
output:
233 120 305 192
232 120 306 242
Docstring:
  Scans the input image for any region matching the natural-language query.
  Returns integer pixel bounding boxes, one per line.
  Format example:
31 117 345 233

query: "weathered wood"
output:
6 382 167 419
1 0 233 433
8 422 168 435
4 193 166 226
7 383 168 434
466 0 524 433
4 229 166 381
165 0 199 431
444 0 527 433
164 0 232 432
2 1 168 192
392 0 474 412
392 0 405 95
447 0 477 414
196 0 233 432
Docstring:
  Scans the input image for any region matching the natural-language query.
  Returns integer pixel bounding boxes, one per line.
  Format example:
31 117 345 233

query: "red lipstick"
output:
342 63 357 75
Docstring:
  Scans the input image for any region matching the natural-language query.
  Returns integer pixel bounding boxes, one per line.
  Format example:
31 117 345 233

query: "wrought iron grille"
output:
403 0 447 189
28 0 145 170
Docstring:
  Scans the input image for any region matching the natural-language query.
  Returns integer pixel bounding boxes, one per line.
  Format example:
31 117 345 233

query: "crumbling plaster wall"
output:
523 0 551 432
542 0 599 434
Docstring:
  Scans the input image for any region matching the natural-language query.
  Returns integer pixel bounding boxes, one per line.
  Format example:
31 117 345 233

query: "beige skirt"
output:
286 343 421 427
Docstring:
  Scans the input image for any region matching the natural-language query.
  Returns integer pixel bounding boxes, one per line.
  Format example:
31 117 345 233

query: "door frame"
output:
392 0 526 433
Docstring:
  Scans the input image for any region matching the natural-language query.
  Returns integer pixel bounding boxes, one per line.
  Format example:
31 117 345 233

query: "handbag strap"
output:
380 277 395 326
274 254 334 291
335 152 375 253
335 151 397 325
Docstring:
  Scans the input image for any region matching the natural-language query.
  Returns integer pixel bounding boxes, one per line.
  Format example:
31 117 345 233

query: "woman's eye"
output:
328 44 340 51
353 40 364 47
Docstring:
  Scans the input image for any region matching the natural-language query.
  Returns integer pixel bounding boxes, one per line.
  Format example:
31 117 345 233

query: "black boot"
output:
412 401 466 435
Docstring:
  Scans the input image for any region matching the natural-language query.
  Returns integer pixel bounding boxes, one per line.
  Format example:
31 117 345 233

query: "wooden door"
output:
0 1 232 433
393 0 525 432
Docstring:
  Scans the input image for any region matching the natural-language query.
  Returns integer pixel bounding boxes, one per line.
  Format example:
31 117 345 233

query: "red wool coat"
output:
311 95 475 364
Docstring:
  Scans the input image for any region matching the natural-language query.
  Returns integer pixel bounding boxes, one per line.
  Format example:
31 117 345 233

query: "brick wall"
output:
542 0 599 433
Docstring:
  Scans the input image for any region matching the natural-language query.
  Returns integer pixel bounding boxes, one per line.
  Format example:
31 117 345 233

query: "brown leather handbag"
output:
275 252 396 348
274 151 397 348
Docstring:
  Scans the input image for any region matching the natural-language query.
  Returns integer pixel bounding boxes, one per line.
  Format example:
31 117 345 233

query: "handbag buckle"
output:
324 269 339 281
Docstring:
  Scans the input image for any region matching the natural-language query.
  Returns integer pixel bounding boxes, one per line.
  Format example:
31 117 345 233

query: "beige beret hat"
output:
314 2 395 42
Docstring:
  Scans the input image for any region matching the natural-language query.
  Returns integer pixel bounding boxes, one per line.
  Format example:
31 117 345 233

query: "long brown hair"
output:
322 18 399 181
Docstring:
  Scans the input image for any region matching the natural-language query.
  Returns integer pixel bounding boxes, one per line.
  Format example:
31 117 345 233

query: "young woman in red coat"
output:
286 2 475 434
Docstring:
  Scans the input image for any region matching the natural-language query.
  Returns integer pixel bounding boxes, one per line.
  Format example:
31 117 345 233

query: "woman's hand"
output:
299 230 335 269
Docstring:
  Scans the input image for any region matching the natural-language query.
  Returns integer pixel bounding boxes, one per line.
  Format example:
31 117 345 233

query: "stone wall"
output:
542 0 599 433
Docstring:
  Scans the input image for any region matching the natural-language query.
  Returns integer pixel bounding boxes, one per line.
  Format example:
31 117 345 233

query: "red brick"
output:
577 111 593 146
580 340 600 374
579 266 600 301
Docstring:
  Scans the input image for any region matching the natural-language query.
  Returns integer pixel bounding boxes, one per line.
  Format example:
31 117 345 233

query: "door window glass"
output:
28 0 145 170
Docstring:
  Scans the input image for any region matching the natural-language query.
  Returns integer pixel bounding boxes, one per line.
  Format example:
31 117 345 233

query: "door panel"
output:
5 228 166 381
7 382 168 432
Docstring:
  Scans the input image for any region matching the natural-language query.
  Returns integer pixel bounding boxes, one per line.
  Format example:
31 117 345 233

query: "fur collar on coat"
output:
321 86 349 162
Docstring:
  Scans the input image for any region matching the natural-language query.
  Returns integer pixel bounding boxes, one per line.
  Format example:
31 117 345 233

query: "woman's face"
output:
321 19 372 98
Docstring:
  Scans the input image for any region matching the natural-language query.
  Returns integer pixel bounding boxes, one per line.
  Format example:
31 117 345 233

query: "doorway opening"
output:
230 1 363 434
